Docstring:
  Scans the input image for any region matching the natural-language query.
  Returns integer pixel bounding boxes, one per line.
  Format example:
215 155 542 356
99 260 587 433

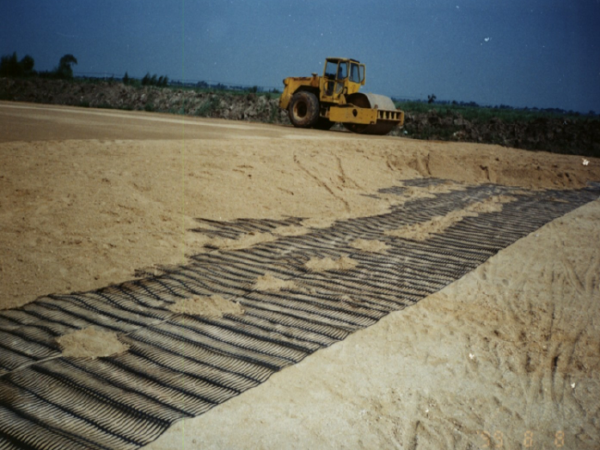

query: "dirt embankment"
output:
1 77 599 156
1 130 598 311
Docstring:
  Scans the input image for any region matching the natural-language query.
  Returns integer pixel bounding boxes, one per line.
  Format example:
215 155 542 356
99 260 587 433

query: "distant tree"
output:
589 110 596 116
196 80 208 89
140 72 168 87
427 94 436 104
1 52 20 77
0 52 36 77
154 75 168 87
20 55 35 76
123 71 130 85
55 54 77 79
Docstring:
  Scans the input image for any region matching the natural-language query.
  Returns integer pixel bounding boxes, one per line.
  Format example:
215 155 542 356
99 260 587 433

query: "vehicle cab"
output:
320 57 365 104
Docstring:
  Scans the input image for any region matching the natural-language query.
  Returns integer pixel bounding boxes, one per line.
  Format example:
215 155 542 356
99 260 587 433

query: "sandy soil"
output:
168 295 244 318
56 326 130 359
148 200 600 450
1 101 599 448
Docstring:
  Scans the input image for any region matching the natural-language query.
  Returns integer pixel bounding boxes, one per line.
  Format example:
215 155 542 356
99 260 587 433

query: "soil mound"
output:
56 327 129 359
169 295 244 318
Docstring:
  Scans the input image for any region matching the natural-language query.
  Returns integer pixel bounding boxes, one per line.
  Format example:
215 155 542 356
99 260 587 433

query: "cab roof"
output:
326 57 361 64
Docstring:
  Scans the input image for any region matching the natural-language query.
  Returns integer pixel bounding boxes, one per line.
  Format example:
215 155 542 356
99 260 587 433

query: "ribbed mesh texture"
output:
0 179 597 449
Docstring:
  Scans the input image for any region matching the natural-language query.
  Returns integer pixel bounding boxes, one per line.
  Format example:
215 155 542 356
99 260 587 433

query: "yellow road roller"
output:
279 57 404 135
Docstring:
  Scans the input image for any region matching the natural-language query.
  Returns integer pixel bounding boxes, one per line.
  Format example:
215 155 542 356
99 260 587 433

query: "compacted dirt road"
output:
0 101 599 449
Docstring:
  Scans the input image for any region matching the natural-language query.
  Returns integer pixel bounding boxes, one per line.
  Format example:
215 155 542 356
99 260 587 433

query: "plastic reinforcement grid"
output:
0 179 598 450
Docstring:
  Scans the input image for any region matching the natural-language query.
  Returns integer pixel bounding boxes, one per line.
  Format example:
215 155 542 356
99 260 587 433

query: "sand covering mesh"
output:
0 178 598 449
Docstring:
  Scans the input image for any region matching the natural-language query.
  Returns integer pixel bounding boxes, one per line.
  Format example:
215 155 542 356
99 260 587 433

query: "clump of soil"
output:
57 327 130 359
301 218 336 229
386 195 516 241
168 295 244 318
305 256 358 272
467 194 516 212
272 225 309 236
349 239 390 253
208 232 277 250
254 273 297 292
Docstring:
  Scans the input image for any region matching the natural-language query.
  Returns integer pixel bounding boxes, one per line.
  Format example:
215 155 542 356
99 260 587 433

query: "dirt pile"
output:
305 256 358 272
56 327 130 359
385 195 516 241
168 295 244 318
1 113 598 310
254 273 297 292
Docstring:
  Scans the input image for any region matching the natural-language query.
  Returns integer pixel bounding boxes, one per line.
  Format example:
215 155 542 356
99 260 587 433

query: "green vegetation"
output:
140 73 169 87
195 96 221 117
2 48 595 157
54 54 78 79
1 71 597 156
0 49 590 121
268 105 278 123
395 100 588 122
0 52 78 80
0 52 35 78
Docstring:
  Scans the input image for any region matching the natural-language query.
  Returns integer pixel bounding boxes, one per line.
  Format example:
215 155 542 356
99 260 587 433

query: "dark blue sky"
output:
2 0 599 112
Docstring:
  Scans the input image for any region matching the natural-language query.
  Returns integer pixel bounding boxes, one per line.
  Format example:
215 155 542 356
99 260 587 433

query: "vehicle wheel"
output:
288 91 319 128
314 117 334 130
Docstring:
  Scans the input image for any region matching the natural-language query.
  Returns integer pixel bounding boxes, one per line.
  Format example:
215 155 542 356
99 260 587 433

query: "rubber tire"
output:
288 91 319 128
314 118 335 130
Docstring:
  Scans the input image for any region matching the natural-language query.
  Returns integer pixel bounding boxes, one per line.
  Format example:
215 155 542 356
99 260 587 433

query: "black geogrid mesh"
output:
0 179 597 450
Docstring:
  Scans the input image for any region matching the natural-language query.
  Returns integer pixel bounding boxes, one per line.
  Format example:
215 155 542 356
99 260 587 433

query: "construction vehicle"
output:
279 57 404 135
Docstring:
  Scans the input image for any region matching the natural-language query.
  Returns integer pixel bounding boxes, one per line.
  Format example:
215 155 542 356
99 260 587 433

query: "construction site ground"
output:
0 101 599 449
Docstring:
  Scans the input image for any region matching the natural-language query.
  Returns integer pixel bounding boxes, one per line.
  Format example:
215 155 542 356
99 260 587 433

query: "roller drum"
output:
343 93 400 135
